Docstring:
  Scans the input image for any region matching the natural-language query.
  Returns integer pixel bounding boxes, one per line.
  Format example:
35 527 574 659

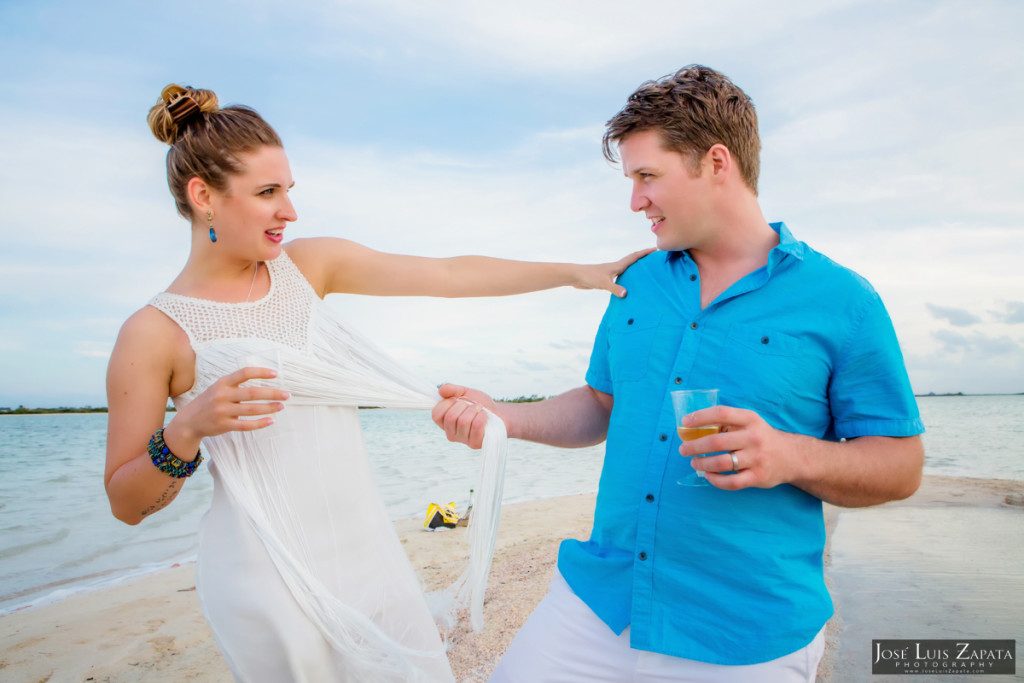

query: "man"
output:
432 65 924 682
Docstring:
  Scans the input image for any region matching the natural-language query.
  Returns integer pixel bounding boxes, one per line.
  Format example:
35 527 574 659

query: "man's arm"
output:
680 405 924 507
786 433 923 506
432 383 613 449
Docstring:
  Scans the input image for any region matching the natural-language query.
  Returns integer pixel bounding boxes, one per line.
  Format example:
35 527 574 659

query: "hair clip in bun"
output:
167 91 201 126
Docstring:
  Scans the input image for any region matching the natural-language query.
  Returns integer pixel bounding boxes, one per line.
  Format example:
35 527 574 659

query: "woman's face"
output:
209 145 297 259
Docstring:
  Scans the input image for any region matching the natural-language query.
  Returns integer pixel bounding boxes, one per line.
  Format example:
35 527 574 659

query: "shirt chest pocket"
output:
714 324 807 411
607 311 662 382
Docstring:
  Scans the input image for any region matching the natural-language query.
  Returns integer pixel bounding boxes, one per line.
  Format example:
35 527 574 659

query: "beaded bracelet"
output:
148 428 203 478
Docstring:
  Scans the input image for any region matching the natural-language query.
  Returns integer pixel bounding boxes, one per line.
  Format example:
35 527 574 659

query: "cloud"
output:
757 5 1024 242
997 302 1024 324
301 0 862 76
932 330 969 353
932 329 1021 356
906 349 1024 396
549 339 592 351
515 360 555 373
287 130 640 263
926 304 983 327
3 0 1024 404
74 341 114 359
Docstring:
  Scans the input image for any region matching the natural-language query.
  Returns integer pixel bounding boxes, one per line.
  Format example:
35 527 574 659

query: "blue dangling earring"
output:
207 209 217 243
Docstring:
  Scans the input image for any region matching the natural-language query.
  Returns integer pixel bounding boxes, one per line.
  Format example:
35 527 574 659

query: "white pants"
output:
490 570 824 683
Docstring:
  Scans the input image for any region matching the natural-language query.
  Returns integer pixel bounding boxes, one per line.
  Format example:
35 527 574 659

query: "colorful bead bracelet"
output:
148 428 203 478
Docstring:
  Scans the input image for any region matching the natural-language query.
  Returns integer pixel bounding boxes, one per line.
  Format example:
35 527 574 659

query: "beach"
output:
2 474 1021 682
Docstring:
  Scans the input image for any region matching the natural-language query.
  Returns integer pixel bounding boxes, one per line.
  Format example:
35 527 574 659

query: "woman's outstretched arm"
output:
286 237 652 299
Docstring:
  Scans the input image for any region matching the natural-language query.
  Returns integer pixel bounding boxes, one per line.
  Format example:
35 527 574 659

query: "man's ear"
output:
706 143 732 181
187 176 212 215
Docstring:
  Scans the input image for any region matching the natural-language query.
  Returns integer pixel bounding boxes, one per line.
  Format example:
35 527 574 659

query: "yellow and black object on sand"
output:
423 502 460 529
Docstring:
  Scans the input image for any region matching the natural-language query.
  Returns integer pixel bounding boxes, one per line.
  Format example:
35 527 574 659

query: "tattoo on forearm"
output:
140 480 180 518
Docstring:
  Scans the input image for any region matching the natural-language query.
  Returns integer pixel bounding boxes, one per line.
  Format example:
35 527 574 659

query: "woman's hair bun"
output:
147 84 220 145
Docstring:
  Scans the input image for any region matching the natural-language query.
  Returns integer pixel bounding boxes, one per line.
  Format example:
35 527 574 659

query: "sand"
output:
1 475 1020 682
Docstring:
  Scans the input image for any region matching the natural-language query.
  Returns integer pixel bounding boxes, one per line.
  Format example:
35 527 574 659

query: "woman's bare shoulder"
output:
112 306 190 369
285 236 361 262
109 305 195 398
118 304 183 341
284 237 365 295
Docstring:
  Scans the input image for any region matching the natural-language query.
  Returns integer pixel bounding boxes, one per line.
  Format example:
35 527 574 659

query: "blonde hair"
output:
148 84 282 218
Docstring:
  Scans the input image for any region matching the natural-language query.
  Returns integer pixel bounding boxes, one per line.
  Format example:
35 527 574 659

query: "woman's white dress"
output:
149 252 503 682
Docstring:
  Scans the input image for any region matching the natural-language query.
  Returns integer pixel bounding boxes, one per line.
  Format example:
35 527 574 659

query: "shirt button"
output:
659 433 667 442
646 494 655 502
674 377 682 384
761 336 770 344
638 551 648 561
627 318 635 325
690 322 699 330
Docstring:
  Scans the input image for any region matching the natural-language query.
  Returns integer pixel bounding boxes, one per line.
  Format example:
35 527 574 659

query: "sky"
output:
0 0 1022 408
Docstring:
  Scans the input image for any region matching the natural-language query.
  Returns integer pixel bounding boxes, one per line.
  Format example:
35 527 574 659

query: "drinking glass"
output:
237 350 284 422
671 389 720 486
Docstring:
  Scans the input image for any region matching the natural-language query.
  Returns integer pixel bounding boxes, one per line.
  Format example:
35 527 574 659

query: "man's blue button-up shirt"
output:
558 223 924 665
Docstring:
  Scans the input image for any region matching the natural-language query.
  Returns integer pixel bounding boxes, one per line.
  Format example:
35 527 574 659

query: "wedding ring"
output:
730 452 740 471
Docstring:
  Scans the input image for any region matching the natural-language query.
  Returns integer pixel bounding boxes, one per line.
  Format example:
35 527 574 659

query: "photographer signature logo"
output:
873 640 1015 675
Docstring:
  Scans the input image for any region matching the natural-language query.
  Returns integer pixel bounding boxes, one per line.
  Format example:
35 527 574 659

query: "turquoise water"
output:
0 409 606 613
0 395 1021 614
916 394 1024 481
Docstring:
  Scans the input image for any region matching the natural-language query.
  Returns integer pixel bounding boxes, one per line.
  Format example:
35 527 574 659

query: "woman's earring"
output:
207 209 217 243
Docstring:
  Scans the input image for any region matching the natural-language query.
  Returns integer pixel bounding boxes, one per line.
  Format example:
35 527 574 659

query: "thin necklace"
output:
245 262 259 302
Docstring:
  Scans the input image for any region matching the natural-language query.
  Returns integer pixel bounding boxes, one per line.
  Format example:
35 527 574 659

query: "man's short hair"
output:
603 65 761 194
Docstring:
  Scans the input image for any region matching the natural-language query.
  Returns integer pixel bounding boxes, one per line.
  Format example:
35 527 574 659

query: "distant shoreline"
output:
0 397 555 414
914 391 1024 398
2 393 1020 414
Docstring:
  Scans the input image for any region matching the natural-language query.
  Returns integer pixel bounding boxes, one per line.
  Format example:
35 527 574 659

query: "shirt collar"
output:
767 221 803 274
665 221 803 267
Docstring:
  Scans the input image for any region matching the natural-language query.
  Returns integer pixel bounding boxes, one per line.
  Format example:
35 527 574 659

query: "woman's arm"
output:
104 308 287 525
286 237 652 299
104 308 192 524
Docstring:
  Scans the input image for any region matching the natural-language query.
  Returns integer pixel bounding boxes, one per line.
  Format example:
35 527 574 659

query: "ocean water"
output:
0 408 606 614
1 394 1021 614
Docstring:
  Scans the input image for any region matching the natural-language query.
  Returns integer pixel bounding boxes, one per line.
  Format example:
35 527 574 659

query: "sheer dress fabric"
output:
149 251 506 682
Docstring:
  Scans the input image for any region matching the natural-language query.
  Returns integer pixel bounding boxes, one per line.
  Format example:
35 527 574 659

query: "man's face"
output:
618 129 711 252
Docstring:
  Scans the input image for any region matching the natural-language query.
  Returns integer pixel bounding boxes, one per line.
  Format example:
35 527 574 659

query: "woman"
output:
104 84 646 682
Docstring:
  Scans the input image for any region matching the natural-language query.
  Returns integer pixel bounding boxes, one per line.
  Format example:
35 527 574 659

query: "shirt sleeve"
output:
585 300 614 395
828 291 925 439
